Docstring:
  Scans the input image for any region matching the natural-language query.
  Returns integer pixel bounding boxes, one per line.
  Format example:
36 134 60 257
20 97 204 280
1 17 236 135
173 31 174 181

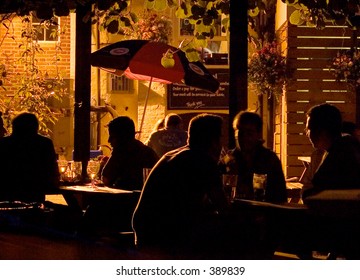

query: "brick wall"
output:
0 15 71 95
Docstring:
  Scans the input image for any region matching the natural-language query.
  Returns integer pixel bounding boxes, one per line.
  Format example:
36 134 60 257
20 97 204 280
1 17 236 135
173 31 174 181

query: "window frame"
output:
108 74 134 94
32 15 60 43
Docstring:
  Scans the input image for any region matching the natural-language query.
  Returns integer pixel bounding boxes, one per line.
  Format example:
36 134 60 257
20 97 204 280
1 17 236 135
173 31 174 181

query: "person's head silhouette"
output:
12 112 39 137
107 116 136 146
188 113 223 160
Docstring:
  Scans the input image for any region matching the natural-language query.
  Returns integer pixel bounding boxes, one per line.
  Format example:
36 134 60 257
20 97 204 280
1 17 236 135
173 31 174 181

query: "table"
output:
233 198 308 211
286 182 303 203
60 185 134 194
305 189 360 218
58 184 138 211
298 156 311 168
233 191 360 259
57 184 141 237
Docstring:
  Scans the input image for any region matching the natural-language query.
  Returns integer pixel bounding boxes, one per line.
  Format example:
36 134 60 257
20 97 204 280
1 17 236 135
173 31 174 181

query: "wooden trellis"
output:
275 22 357 178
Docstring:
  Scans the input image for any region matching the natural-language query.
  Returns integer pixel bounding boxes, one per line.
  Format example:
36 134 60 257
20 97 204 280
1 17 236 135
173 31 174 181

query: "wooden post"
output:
73 4 91 177
353 29 360 127
229 0 248 148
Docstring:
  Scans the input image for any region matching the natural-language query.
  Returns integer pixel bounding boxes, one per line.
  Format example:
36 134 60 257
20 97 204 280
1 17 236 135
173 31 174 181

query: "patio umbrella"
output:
90 39 220 136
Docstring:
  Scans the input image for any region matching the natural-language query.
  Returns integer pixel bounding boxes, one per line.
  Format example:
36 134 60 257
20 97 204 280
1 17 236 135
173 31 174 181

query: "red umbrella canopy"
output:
90 39 219 93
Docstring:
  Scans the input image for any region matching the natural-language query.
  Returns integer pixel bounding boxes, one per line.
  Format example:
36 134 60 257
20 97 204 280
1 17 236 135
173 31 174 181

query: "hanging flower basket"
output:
122 11 172 44
330 49 360 89
248 41 289 100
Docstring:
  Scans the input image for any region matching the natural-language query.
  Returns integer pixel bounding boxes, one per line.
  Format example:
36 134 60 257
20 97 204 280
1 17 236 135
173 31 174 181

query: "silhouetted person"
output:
295 104 360 259
80 116 159 236
152 117 165 132
221 111 287 203
304 103 360 196
146 113 188 157
101 116 159 190
0 112 59 202
133 114 250 259
303 103 360 198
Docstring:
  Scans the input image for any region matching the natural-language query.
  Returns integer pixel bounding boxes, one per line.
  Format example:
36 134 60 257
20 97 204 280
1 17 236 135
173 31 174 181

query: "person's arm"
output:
101 155 118 186
47 139 60 189
206 161 229 212
267 154 287 203
145 133 154 147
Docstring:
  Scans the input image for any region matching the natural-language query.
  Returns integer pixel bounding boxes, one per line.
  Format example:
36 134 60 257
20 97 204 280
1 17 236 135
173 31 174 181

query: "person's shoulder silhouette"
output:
0 112 60 202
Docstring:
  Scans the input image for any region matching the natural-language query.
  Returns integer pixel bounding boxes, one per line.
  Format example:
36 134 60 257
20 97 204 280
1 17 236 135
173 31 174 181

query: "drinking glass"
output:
57 160 68 181
87 160 100 187
70 161 82 182
222 174 238 203
253 173 267 201
142 168 152 185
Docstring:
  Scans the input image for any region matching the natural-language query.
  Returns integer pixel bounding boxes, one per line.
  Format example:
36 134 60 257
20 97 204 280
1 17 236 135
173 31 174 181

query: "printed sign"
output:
167 68 229 110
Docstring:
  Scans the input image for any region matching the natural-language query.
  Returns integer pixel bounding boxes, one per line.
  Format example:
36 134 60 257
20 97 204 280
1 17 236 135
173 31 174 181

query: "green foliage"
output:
282 0 360 29
92 0 132 34
121 10 173 43
0 1 275 62
175 0 229 40
0 15 68 135
92 0 273 61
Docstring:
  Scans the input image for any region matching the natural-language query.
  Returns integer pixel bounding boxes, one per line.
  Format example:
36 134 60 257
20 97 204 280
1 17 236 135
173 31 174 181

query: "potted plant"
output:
330 49 360 89
248 41 289 101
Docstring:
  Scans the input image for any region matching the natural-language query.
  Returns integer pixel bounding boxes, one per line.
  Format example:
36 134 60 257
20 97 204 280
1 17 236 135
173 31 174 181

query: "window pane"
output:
32 16 59 42
110 74 132 92
36 27 45 40
45 27 57 41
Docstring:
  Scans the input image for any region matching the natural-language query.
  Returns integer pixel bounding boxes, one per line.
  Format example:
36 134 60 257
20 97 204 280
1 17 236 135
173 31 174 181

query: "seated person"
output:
292 104 360 259
302 103 360 199
145 113 188 158
132 114 231 257
221 111 287 203
0 112 60 202
101 116 159 190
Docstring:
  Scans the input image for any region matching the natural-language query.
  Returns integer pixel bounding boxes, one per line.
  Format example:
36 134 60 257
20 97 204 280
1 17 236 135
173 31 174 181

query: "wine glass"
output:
87 160 100 188
57 160 68 181
70 161 82 182
222 174 238 203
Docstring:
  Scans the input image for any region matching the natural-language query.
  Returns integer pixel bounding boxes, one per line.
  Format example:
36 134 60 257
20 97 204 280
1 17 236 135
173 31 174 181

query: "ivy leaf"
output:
203 15 213 26
249 7 260 17
191 5 206 19
154 0 168 11
120 16 131 27
145 0 155 9
107 20 119 34
175 7 187 19
185 49 200 62
289 9 304 25
167 0 178 8
130 12 138 23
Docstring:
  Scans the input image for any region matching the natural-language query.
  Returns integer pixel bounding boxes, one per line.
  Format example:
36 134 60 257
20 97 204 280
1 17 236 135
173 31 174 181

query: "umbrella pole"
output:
138 76 153 140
